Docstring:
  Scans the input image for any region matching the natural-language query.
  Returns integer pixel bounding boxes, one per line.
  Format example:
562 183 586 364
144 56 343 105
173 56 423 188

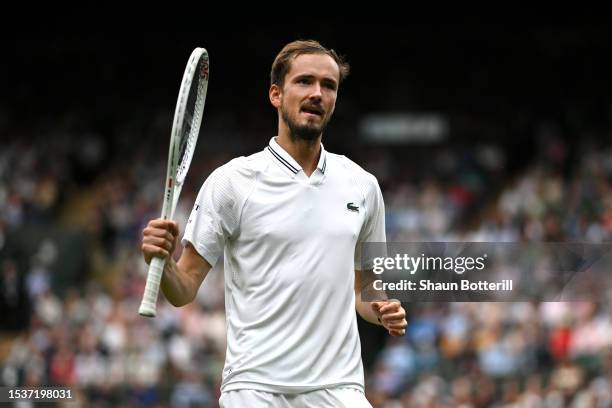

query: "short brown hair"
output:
270 40 350 88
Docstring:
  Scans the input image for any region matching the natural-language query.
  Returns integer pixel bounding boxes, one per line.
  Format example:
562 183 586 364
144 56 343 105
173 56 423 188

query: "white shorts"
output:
219 387 372 408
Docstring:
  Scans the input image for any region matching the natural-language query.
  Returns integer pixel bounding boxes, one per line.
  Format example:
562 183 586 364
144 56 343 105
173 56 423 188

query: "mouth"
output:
301 105 324 118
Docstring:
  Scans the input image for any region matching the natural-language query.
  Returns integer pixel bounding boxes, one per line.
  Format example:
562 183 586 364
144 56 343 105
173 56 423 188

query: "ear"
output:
269 84 281 109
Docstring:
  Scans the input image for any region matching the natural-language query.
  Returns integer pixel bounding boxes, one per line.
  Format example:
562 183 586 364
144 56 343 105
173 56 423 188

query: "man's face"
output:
273 53 340 141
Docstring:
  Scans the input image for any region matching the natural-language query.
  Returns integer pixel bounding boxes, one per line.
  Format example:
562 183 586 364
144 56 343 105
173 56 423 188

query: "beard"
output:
281 102 330 142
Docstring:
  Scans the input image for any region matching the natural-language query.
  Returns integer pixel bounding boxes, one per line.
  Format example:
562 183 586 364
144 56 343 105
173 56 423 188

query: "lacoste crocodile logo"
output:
347 202 359 213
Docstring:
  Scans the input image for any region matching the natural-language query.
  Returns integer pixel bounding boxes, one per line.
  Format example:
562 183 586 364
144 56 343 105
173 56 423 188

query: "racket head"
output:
173 47 209 184
162 47 209 219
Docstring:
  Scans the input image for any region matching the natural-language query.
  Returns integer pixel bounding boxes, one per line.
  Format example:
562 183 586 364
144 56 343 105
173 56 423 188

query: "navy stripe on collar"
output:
267 146 298 174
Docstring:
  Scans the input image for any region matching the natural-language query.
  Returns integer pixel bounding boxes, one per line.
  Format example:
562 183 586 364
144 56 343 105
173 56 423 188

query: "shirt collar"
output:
267 137 328 177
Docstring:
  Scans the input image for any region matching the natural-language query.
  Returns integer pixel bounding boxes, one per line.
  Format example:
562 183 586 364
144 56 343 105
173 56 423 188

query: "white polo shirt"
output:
182 137 386 394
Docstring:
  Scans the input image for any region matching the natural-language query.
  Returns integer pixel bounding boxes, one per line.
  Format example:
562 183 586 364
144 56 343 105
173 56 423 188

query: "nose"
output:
309 83 322 101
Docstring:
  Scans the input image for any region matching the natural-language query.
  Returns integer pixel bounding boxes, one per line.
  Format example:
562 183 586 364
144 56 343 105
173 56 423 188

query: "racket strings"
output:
176 59 207 184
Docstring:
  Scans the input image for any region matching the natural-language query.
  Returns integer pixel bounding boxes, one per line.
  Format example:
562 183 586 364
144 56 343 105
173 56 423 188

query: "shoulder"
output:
210 151 267 183
328 152 380 192
199 153 265 204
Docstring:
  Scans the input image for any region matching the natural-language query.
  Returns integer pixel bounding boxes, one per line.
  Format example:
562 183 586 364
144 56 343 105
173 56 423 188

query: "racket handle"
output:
138 256 166 317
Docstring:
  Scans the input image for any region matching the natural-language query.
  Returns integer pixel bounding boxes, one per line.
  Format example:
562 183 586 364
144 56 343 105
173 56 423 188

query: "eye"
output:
320 79 337 90
297 77 310 85
324 82 337 91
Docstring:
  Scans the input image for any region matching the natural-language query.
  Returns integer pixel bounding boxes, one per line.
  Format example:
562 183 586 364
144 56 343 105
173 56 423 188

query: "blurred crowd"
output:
2 114 612 407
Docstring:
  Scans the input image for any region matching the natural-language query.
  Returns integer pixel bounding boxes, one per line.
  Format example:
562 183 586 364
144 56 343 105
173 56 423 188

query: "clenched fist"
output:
371 300 407 337
141 219 180 264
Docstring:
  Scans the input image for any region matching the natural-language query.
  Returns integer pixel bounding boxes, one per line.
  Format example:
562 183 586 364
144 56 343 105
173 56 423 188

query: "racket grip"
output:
138 257 166 317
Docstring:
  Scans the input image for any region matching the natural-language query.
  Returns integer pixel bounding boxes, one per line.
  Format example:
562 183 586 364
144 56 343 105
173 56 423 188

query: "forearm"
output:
355 269 388 325
355 290 383 325
160 259 199 307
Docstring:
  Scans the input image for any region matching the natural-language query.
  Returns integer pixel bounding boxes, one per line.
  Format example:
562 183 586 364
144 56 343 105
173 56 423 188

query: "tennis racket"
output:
139 47 209 317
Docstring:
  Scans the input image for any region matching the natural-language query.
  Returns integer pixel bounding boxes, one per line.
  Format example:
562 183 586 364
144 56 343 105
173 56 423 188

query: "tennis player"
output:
141 39 407 407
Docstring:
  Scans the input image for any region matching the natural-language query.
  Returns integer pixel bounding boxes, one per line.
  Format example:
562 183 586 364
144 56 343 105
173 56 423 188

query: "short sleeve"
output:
182 165 242 267
354 176 387 270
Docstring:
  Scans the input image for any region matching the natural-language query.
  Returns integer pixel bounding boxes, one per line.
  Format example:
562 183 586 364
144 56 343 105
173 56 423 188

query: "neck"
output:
277 124 321 177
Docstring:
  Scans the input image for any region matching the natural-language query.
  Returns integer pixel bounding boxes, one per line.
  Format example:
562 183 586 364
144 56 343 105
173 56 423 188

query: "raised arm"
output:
142 219 212 307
